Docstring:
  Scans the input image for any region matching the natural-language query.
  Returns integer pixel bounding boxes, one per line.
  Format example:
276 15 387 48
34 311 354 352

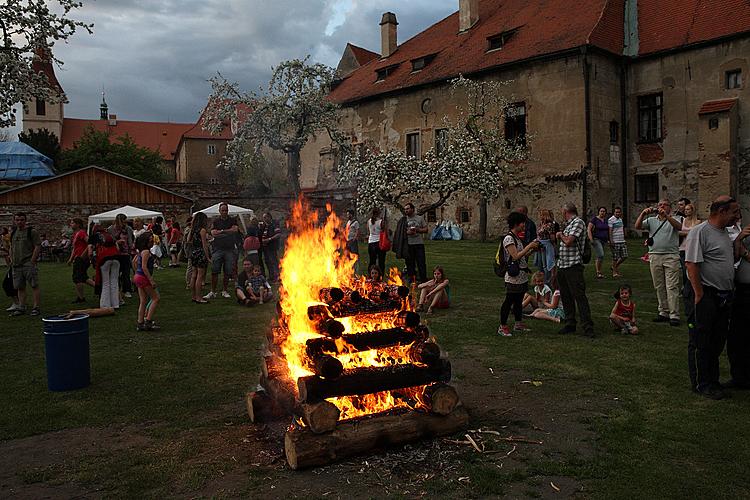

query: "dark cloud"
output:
40 0 455 125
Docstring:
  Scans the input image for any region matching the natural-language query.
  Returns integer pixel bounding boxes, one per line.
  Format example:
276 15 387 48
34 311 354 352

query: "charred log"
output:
319 287 345 304
300 400 341 434
259 374 298 415
313 318 345 338
305 327 429 357
285 405 469 469
420 383 459 415
407 342 441 366
297 360 451 402
393 311 421 328
307 354 344 379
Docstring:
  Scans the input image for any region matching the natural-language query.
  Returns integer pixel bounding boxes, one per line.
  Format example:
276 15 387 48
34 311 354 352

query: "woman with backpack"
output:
498 211 540 337
91 224 121 309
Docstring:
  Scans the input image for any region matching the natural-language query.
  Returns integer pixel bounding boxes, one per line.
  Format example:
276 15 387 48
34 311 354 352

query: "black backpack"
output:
494 232 521 277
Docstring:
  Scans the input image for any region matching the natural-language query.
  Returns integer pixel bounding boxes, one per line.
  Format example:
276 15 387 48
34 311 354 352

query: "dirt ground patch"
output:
1 345 612 498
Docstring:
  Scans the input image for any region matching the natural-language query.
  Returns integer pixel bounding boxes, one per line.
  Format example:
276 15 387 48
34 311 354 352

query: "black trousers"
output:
501 288 525 324
117 255 132 293
367 242 386 275
686 285 732 391
557 264 594 334
406 243 427 283
728 283 750 385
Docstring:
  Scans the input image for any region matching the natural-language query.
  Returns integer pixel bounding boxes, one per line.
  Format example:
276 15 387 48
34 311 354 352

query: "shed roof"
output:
698 98 738 115
0 142 56 181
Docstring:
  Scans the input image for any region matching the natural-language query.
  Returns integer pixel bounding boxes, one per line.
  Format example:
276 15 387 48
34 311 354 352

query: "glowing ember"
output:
276 198 422 420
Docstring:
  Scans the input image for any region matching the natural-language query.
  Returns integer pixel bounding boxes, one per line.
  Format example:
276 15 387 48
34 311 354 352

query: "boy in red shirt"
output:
610 284 638 334
67 218 94 303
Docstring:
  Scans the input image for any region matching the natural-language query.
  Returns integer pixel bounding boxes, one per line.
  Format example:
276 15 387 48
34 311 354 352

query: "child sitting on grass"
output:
609 284 639 334
529 284 565 323
416 266 450 314
237 261 272 305
523 271 551 313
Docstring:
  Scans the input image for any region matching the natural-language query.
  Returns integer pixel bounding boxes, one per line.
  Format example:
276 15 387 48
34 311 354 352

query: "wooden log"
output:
67 307 115 318
407 342 441 366
297 360 451 402
261 355 288 380
313 318 345 338
393 311 421 328
259 374 298 414
301 400 341 434
246 390 286 423
319 287 345 304
332 299 403 317
421 383 459 416
285 405 469 470
308 354 344 379
266 326 289 346
305 327 429 357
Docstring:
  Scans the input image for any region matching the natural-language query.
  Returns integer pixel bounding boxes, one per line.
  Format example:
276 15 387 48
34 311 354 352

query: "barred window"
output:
638 93 663 142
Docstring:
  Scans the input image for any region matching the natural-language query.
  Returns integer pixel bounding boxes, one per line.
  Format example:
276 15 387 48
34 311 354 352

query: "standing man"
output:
555 202 594 337
726 218 750 389
608 207 628 278
345 209 360 274
404 203 428 284
676 197 690 218
67 218 94 303
684 195 740 399
635 199 683 326
9 213 41 316
261 212 281 283
205 202 238 299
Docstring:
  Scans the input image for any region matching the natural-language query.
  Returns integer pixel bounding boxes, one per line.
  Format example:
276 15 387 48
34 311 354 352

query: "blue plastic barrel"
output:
43 314 90 391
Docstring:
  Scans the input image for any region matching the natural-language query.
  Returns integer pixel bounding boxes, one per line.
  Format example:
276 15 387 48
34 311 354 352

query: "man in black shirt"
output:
205 202 238 299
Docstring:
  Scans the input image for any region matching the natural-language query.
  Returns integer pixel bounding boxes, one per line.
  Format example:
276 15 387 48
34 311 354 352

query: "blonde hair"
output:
538 209 554 223
532 271 545 283
684 203 699 226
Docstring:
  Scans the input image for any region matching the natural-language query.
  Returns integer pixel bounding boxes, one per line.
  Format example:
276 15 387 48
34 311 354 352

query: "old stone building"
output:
301 0 750 237
22 54 232 183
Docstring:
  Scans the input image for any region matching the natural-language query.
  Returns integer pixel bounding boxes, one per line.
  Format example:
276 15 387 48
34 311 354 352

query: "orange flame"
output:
276 198 419 420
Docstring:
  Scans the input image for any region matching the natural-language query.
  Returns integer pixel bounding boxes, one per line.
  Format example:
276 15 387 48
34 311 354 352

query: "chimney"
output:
108 114 117 126
380 12 398 58
459 0 480 32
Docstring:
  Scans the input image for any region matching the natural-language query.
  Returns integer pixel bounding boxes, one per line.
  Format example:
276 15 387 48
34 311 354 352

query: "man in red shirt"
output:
67 218 94 303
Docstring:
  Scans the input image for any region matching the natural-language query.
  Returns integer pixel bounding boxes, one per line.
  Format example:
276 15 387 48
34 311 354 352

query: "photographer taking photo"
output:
635 199 683 326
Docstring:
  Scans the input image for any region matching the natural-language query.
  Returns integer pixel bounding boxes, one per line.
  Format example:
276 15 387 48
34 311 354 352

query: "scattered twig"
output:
464 433 484 453
498 436 543 445
505 445 517 457
550 481 561 492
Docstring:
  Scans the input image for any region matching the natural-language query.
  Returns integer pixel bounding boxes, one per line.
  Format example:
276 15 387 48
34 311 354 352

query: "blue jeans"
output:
539 239 556 283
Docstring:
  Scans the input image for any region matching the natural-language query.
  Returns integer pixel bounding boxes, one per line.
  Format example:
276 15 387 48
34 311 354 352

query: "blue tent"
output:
0 142 56 181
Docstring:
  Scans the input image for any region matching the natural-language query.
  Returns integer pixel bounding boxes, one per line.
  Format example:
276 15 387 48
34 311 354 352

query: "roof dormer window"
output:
487 28 518 52
411 54 436 72
375 64 399 82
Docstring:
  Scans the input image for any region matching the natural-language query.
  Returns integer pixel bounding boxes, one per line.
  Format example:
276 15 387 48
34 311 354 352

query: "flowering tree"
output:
0 0 92 128
203 57 346 195
337 76 529 239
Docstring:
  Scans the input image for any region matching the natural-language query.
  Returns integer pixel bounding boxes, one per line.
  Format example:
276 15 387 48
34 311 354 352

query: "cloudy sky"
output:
19 0 457 130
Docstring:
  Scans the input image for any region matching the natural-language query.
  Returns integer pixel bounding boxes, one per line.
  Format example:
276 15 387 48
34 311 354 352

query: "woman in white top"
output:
367 207 387 275
679 203 700 287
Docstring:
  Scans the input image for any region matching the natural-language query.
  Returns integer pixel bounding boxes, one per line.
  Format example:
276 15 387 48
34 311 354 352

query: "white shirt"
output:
368 219 382 243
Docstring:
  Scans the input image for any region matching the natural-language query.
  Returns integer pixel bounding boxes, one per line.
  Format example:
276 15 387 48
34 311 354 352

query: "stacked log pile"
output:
246 285 468 470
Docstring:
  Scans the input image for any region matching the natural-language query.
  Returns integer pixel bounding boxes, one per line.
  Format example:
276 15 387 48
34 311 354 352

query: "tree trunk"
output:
285 406 469 469
287 148 301 195
479 197 488 242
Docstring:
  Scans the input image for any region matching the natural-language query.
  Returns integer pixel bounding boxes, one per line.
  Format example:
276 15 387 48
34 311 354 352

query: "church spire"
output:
100 91 108 120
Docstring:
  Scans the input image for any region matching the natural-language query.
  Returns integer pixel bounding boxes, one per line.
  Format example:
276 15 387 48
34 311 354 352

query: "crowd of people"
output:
4 195 750 400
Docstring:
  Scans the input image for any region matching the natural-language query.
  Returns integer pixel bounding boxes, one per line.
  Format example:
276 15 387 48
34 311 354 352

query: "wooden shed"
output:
0 165 194 238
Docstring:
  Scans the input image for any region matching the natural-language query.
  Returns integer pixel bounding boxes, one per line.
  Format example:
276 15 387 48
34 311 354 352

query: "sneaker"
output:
653 315 670 323
10 308 25 317
203 291 216 300
498 325 512 337
124 292 132 298
669 318 681 327
145 319 161 331
5 303 21 312
30 307 40 316
136 322 147 331
221 290 231 298
513 322 531 333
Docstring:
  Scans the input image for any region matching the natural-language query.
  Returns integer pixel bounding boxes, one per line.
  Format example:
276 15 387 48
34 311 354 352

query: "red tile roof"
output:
698 98 738 115
637 0 750 56
32 47 64 94
348 44 379 66
61 118 193 161
331 0 750 104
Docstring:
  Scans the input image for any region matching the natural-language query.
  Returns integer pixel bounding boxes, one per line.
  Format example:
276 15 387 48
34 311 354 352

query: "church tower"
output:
100 92 108 120
22 47 65 140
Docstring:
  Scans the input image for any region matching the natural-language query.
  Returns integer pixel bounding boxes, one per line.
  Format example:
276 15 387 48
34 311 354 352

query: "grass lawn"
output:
1 240 748 498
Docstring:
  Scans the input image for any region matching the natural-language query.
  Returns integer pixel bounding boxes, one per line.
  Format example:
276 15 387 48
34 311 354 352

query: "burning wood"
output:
247 199 466 469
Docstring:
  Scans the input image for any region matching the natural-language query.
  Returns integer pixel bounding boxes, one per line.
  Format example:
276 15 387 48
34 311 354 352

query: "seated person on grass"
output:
530 285 565 323
609 284 638 335
236 260 272 305
416 266 450 314
523 271 551 313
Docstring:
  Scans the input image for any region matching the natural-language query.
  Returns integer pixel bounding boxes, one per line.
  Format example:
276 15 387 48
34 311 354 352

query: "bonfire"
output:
247 199 467 469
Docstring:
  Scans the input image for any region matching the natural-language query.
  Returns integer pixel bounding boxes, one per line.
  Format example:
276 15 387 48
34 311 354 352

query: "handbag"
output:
644 219 668 247
379 228 392 252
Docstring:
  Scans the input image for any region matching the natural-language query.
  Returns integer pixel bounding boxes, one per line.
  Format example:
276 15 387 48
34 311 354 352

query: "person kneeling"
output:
236 260 272 305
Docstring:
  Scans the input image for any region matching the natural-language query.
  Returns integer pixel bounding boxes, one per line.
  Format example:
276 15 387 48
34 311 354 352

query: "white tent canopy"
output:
88 205 163 226
196 203 254 217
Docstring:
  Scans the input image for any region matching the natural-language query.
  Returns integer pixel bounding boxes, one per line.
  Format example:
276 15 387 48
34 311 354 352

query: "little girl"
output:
246 265 273 304
523 272 551 312
609 284 638 334
416 266 450 314
530 284 565 323
132 231 160 331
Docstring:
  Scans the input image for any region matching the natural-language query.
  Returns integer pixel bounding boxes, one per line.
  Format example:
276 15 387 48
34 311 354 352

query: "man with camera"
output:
635 199 683 326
